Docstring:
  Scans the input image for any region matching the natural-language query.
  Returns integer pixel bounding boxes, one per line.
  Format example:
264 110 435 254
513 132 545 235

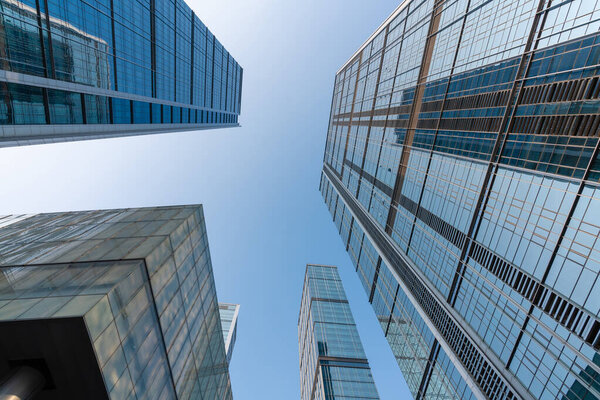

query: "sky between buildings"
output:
0 0 411 398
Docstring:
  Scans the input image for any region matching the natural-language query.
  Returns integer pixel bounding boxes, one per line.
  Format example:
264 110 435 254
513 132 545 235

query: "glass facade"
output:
320 0 600 399
219 303 239 364
298 264 380 400
0 0 242 146
0 205 233 399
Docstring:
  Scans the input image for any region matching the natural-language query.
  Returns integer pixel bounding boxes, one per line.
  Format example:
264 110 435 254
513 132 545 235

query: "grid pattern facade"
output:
298 264 379 400
320 0 600 399
0 205 232 399
0 0 242 146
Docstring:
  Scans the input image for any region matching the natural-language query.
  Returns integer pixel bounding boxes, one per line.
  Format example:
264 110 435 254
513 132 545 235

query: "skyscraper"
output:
0 0 242 147
298 264 379 400
320 1 600 399
219 303 240 364
0 205 233 399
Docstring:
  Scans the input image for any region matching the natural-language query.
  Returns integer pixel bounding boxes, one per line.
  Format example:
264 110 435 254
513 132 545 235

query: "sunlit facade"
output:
0 0 242 146
219 303 240 364
0 205 233 399
298 264 379 400
320 0 600 399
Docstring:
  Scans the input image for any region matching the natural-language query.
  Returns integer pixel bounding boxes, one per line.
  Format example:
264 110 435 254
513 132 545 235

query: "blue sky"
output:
0 0 412 398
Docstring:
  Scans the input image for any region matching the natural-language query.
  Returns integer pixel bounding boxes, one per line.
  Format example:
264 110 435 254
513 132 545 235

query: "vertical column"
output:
41 0 55 79
367 15 409 304
173 0 177 102
210 36 215 109
109 0 118 91
352 29 390 311
81 93 87 124
204 32 208 109
32 0 49 78
237 68 243 114
224 53 229 112
355 26 388 198
384 0 444 236
326 75 345 171
233 64 238 115
190 12 195 105
40 0 55 123
150 0 156 98
339 53 363 179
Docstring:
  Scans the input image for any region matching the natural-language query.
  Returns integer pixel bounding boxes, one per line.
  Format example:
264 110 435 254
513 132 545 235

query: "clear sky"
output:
0 1 412 398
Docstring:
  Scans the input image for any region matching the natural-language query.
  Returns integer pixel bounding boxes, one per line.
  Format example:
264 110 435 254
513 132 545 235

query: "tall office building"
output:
298 264 379 400
0 0 242 147
0 205 233 399
219 303 239 364
320 1 600 399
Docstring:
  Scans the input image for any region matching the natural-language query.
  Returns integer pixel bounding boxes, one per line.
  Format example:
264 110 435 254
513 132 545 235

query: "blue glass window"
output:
163 105 171 123
151 103 162 124
112 98 131 124
47 89 83 124
132 101 150 124
172 107 181 123
0 82 46 124
85 94 110 124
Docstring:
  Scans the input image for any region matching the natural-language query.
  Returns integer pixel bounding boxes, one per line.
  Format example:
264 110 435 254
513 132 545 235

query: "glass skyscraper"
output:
0 0 242 147
0 205 233 399
298 264 379 400
219 303 239 364
320 0 600 399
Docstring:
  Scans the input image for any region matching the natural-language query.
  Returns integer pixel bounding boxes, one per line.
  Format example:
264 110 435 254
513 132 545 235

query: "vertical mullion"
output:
385 0 443 235
190 13 195 105
150 0 156 98
110 0 118 91
42 88 50 124
224 52 229 111
41 0 56 79
339 53 364 180
211 36 215 109
33 0 49 78
81 93 87 124
173 0 177 101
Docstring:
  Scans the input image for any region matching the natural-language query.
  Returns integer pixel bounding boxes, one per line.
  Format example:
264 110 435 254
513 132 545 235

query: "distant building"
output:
298 264 379 400
0 205 233 399
219 303 240 364
0 0 242 146
320 0 600 398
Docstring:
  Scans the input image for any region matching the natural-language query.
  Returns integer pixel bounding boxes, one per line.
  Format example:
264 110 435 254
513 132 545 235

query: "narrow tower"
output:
298 264 379 400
